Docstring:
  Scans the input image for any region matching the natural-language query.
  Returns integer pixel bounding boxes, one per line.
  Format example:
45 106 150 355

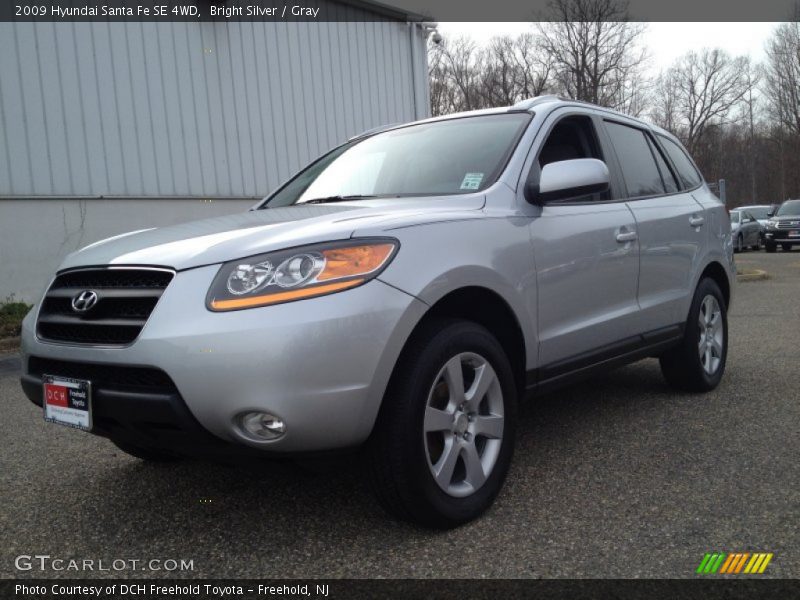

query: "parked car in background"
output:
765 199 800 252
730 209 762 252
19 96 734 527
738 204 771 241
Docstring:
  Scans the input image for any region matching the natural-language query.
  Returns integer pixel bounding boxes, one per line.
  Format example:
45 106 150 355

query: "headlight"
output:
207 239 398 311
767 220 778 229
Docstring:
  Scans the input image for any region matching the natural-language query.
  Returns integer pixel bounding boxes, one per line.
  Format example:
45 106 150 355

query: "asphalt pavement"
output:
1 251 798 579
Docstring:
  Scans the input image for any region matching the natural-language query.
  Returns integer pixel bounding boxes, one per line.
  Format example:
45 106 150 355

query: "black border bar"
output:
2 0 800 22
3 579 800 600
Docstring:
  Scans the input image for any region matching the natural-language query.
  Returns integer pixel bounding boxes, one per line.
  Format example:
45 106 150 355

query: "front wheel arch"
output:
405 286 528 398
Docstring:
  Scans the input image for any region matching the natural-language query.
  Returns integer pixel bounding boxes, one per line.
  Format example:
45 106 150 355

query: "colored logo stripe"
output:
699 552 773 574
697 553 726 574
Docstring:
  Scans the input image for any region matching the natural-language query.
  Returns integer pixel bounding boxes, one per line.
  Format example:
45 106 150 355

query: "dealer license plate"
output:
43 375 92 431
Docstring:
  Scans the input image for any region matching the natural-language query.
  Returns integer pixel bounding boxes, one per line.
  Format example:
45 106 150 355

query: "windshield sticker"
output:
460 173 484 190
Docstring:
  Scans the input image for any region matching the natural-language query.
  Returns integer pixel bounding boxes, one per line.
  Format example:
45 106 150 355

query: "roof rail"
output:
512 95 562 110
349 122 403 141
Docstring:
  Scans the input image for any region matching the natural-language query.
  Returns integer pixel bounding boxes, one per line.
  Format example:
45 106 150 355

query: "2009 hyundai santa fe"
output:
20 96 733 527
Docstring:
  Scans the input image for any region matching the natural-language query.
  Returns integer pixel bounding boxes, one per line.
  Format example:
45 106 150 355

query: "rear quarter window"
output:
658 135 703 189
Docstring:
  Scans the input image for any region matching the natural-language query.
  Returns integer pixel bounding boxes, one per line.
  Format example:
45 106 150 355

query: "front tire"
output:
659 278 728 393
782 243 792 251
367 319 517 528
766 241 777 253
751 236 761 251
735 234 744 253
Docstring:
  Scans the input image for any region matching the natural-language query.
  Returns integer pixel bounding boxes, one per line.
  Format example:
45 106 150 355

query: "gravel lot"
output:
1 251 798 579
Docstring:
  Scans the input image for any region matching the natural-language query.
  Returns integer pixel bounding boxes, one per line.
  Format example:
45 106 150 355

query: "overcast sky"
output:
437 22 779 72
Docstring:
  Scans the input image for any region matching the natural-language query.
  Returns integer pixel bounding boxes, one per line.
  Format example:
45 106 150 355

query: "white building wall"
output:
0 11 429 301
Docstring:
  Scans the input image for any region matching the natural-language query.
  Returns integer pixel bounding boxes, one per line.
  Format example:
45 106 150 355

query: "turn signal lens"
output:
207 239 398 311
318 243 396 281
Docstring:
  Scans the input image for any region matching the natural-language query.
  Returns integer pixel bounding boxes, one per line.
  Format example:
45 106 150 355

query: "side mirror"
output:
767 211 775 218
524 158 610 205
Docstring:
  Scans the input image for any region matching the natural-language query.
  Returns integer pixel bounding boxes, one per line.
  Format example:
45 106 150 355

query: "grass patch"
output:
736 268 769 282
0 295 32 339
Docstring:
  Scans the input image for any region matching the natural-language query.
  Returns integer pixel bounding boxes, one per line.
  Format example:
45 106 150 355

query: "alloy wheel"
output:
423 352 504 498
698 295 724 375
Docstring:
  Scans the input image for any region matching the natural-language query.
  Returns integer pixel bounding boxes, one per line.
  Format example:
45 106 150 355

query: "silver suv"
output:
20 96 734 528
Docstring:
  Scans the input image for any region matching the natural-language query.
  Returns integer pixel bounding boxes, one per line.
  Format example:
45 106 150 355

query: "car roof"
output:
352 95 681 144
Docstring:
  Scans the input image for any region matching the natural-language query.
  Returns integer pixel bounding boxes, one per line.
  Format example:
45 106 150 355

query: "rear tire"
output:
734 234 744 253
766 241 777 253
659 278 728 393
751 237 761 251
367 319 517 528
111 439 180 462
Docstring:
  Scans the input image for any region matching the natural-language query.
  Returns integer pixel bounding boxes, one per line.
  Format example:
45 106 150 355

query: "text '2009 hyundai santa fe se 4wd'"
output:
20 96 734 528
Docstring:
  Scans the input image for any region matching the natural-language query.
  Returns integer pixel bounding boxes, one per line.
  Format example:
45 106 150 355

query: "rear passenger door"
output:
602 121 706 332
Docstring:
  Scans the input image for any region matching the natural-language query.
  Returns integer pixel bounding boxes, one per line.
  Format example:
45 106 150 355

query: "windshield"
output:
743 206 770 219
776 200 800 216
263 113 531 207
730 212 740 224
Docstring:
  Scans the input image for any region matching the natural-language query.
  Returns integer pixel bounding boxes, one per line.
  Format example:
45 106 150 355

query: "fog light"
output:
238 411 286 441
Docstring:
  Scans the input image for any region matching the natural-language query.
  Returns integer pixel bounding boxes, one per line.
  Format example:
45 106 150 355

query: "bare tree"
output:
510 33 556 98
654 49 750 154
763 20 800 135
535 0 649 110
481 34 555 106
424 18 800 206
428 32 555 115
427 36 485 115
651 68 680 132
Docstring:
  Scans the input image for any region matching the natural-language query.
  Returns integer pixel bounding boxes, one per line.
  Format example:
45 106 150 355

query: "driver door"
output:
528 113 641 375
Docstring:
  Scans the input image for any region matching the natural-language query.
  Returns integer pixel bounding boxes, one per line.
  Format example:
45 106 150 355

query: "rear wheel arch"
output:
697 261 731 310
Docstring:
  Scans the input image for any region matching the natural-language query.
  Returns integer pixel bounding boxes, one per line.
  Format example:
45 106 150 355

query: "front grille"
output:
36 268 174 345
28 356 178 394
777 221 800 229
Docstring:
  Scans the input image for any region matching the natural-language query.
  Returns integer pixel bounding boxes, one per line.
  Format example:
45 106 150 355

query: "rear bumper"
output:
20 265 428 453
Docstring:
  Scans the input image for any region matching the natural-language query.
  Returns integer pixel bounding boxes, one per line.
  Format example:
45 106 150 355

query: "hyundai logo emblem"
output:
71 290 99 313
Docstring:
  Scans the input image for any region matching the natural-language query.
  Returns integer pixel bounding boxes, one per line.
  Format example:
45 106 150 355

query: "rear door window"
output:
604 121 666 198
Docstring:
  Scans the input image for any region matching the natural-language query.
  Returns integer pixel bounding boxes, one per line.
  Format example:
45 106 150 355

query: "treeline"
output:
428 0 800 206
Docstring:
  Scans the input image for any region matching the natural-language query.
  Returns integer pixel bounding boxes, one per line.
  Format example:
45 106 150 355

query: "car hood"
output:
59 196 486 271
772 215 800 223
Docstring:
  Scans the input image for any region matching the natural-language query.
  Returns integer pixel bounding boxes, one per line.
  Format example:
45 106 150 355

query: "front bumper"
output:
765 231 800 244
20 359 249 457
21 265 427 453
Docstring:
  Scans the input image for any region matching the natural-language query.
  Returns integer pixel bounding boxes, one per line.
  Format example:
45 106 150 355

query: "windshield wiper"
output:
302 195 378 204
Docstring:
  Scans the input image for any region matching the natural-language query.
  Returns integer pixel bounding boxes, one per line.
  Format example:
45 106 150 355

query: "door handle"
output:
616 230 638 243
689 215 705 227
